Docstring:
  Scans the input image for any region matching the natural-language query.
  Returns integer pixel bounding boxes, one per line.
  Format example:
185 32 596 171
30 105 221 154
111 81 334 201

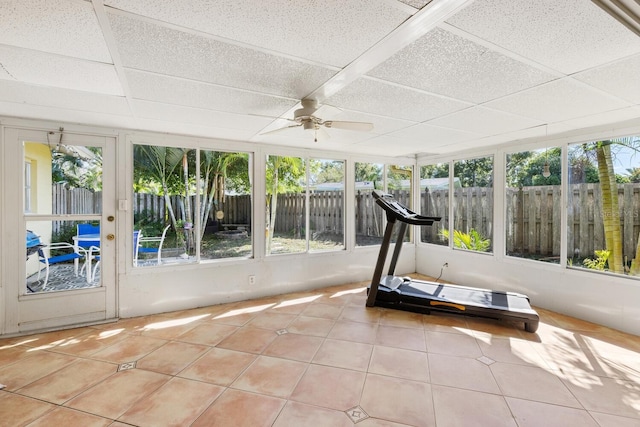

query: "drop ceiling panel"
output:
575 54 640 104
0 46 123 96
484 78 630 123
326 78 471 122
131 100 274 134
0 0 112 62
0 80 130 116
108 13 336 99
104 0 411 67
446 0 640 74
355 135 436 157
427 106 543 136
368 27 556 103
388 123 480 147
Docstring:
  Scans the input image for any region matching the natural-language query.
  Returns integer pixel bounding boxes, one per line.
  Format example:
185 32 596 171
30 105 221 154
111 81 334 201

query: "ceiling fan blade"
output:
323 121 374 132
259 124 302 136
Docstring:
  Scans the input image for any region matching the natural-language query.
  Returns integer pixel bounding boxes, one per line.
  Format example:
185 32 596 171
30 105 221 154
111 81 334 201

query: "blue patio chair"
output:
137 225 170 265
37 242 85 290
91 231 141 281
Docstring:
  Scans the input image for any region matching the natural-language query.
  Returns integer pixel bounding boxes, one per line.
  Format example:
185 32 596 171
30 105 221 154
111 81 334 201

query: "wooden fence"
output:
51 183 640 259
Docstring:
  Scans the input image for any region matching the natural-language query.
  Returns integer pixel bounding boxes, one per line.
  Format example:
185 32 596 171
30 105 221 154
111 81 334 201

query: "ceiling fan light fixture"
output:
542 162 551 178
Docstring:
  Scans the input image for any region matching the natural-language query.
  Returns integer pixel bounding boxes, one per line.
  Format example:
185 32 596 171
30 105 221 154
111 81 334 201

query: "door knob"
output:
106 234 115 241
107 215 115 222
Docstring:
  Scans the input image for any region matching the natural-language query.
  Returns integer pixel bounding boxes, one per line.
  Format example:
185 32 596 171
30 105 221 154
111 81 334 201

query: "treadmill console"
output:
372 190 441 226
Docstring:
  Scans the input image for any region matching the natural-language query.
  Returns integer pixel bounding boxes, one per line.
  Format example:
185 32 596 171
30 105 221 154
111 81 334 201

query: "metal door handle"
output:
106 234 115 241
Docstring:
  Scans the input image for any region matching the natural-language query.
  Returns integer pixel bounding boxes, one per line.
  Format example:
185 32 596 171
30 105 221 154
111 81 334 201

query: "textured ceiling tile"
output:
104 0 409 67
575 54 640 105
388 123 480 144
0 46 123 96
0 0 111 62
126 70 297 117
369 27 556 103
484 78 630 123
446 0 640 74
326 78 471 122
397 0 433 9
428 106 543 136
108 13 336 99
132 100 273 132
0 80 129 115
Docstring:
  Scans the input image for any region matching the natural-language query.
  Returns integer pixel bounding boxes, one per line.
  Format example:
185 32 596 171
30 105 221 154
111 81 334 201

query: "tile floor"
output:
1 279 640 426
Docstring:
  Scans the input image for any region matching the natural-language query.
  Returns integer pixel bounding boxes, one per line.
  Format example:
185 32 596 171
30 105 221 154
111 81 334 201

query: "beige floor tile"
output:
262 332 323 362
175 322 237 346
43 328 129 357
136 341 209 375
0 344 36 366
273 401 352 427
359 419 414 427
312 338 373 371
369 345 430 382
91 335 167 364
429 353 501 394
137 317 201 340
65 369 169 419
0 350 76 391
328 320 378 344
466 318 527 339
216 326 277 353
14 327 96 349
376 325 426 351
589 411 640 427
210 309 259 326
490 362 581 408
231 355 307 398
379 309 426 329
433 385 516 427
247 311 297 330
301 303 344 319
17 358 116 404
339 305 382 323
506 397 599 427
0 392 55 426
290 364 366 411
191 388 285 427
119 377 224 427
426 330 482 357
287 316 335 337
178 347 256 386
24 407 111 427
562 374 640 419
360 373 435 427
476 336 549 368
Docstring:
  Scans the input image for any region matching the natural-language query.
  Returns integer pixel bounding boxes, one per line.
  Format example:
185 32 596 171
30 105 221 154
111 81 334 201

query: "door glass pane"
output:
506 148 561 263
453 157 494 253
309 159 344 252
266 155 306 255
199 150 252 260
420 163 450 246
355 162 383 246
133 144 197 266
24 140 103 293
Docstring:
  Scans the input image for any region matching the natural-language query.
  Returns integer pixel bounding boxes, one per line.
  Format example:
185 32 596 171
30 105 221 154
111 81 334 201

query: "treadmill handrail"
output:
372 190 441 226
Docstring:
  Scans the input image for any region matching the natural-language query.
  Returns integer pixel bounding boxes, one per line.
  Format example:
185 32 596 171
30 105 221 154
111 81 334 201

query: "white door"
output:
2 127 117 334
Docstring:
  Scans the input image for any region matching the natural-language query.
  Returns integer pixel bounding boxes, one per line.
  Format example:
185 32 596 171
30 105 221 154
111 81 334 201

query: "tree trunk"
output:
596 143 624 273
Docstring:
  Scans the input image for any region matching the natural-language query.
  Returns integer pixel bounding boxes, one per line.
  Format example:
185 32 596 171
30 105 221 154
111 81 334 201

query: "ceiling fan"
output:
260 99 374 142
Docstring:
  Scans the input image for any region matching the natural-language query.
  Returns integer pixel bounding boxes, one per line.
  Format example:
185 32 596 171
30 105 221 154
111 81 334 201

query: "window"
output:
387 165 413 243
265 155 345 255
354 162 383 247
505 148 561 263
452 156 493 253
420 162 450 246
567 136 640 276
133 144 253 266
265 155 306 255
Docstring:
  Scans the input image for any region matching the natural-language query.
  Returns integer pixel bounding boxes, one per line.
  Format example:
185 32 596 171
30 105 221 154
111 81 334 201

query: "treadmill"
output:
366 190 539 333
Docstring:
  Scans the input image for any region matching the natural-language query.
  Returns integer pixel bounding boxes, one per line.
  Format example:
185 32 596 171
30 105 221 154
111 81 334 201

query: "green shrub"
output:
440 228 491 252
